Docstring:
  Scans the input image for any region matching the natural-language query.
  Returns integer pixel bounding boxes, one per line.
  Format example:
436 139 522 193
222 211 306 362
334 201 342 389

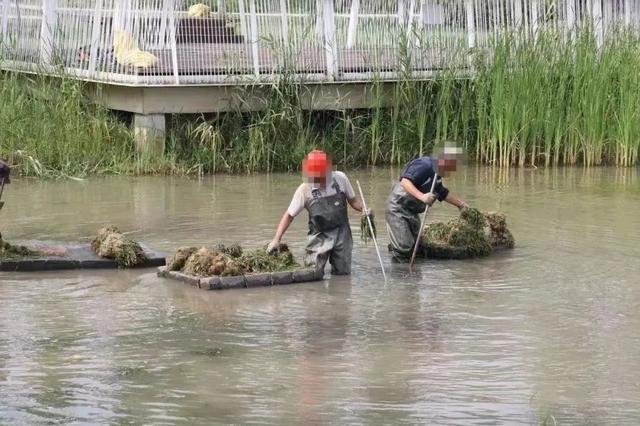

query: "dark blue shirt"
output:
0 160 10 184
400 156 449 201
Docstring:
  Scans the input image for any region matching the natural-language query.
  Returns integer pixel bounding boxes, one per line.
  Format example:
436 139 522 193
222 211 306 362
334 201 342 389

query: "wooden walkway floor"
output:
68 43 457 77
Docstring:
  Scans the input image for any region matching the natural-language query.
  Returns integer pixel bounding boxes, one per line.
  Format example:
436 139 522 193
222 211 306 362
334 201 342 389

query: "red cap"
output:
302 150 331 178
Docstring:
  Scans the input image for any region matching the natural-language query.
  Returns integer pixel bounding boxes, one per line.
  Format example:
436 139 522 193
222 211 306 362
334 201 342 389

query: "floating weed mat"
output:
421 208 515 259
360 214 377 244
0 234 41 260
91 226 147 268
166 243 299 277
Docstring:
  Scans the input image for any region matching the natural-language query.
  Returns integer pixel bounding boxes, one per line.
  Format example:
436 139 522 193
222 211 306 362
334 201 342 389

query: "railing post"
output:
405 0 416 39
156 0 169 50
238 0 247 38
465 0 475 49
168 1 179 84
217 0 226 15
249 0 260 76
415 0 425 48
40 0 58 65
88 0 103 74
1 0 9 52
322 0 337 80
531 0 539 39
346 0 359 49
397 0 406 27
279 0 288 44
514 0 523 28
624 0 632 26
566 0 576 37
315 0 323 42
592 0 603 49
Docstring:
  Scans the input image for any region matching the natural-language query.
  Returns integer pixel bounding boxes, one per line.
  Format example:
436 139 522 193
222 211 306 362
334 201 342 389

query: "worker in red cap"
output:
267 150 371 275
0 159 10 212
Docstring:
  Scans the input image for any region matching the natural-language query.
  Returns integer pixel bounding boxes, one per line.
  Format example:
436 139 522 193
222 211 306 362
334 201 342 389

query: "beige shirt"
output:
287 171 356 217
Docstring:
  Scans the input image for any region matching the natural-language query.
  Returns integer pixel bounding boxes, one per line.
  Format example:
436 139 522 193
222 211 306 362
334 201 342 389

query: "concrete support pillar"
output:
133 113 165 156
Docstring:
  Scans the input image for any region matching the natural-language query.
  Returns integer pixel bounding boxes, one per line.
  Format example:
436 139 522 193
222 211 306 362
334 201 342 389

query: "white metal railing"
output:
0 0 638 86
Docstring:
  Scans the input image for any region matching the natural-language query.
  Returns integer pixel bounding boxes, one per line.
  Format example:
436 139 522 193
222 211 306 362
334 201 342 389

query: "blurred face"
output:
434 141 464 177
303 152 333 188
437 156 458 176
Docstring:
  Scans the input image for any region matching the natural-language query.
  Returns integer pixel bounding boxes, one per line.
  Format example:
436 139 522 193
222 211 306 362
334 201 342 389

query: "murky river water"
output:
0 167 638 424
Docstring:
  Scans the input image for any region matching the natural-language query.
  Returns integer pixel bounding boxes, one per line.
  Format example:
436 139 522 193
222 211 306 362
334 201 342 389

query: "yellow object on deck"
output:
187 3 211 17
114 31 157 68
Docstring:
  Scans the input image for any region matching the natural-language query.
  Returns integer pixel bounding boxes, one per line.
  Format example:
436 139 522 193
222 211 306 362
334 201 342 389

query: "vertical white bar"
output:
315 0 323 41
415 0 425 47
624 0 632 25
279 0 288 44
322 0 336 79
249 0 259 76
531 0 539 38
88 0 103 74
40 0 57 64
157 0 169 49
592 0 603 48
169 0 179 83
397 0 405 26
238 0 247 38
406 0 416 38
514 0 522 27
218 0 226 15
465 0 475 48
1 0 9 45
565 0 575 36
346 0 359 48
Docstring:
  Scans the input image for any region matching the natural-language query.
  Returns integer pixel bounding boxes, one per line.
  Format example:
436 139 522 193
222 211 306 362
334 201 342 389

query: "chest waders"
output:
385 182 427 262
304 179 353 275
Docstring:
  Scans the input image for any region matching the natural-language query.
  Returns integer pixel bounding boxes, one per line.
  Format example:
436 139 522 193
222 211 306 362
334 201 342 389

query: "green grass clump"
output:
239 244 299 273
0 235 41 259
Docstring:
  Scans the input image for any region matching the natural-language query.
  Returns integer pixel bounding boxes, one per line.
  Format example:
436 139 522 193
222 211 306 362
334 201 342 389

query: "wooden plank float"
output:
0 242 165 272
157 266 324 290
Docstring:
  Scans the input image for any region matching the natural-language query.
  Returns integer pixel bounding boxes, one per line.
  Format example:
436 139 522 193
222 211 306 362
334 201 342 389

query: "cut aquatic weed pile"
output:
421 208 514 259
0 233 40 260
166 243 299 277
91 226 147 268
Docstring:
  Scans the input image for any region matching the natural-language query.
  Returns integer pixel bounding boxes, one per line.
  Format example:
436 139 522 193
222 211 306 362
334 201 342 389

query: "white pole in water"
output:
356 180 387 282
409 173 437 271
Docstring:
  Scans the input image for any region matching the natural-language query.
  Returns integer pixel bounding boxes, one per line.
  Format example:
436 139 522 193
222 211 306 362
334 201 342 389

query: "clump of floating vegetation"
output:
91 226 147 268
421 208 514 259
167 243 299 277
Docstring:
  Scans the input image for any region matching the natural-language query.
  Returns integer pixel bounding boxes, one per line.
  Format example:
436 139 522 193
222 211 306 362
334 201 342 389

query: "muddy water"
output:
0 167 638 424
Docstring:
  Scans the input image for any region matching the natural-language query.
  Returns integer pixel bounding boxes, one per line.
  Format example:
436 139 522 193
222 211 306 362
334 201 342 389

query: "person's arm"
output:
347 196 364 213
268 186 303 253
400 178 437 204
270 211 295 248
444 193 469 210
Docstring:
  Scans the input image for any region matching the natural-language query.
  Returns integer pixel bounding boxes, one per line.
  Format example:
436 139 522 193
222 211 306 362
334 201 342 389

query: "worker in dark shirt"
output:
0 160 10 212
385 151 469 262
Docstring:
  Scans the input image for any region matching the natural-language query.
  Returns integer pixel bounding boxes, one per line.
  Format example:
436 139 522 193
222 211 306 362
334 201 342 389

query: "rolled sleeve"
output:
286 185 306 217
338 172 356 199
434 179 449 202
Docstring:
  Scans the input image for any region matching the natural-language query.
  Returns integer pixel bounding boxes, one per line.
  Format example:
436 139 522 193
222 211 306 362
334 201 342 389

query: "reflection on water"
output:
0 167 639 424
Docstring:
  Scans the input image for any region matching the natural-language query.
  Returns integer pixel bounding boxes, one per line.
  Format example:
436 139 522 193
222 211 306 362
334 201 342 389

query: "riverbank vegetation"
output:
1 27 640 177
